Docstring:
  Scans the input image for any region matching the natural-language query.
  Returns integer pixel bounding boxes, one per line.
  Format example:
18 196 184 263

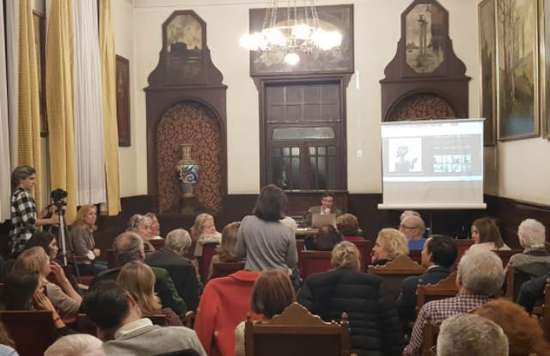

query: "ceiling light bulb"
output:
284 52 300 65
292 24 313 40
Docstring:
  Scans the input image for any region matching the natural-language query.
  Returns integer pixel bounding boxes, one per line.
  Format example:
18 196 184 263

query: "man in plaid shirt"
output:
403 249 505 356
9 166 58 255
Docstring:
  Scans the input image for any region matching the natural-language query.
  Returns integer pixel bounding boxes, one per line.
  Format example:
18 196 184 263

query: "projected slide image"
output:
433 154 473 174
388 138 422 173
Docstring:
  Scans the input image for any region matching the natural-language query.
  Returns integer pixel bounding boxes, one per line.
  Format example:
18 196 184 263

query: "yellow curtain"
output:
46 0 77 223
99 0 121 215
17 0 43 209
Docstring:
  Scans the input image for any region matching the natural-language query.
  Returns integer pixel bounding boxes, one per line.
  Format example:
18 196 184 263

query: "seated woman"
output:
371 228 409 266
474 299 550 355
208 222 242 279
470 217 511 252
145 212 163 240
117 261 182 326
12 247 82 319
127 214 155 253
507 219 550 272
298 241 404 355
191 213 222 258
69 205 106 275
3 271 71 336
305 224 342 251
336 213 365 242
234 270 296 356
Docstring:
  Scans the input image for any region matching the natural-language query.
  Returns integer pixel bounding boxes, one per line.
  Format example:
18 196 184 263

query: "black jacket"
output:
297 268 404 356
517 272 550 312
397 265 451 324
145 248 200 311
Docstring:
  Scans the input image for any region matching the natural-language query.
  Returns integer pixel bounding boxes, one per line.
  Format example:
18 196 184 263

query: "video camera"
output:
50 188 68 209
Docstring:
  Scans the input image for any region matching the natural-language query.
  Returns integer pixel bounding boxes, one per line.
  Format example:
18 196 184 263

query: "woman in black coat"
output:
298 241 404 356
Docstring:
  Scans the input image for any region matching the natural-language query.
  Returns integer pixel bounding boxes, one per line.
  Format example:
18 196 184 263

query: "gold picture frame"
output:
478 0 497 146
496 0 540 141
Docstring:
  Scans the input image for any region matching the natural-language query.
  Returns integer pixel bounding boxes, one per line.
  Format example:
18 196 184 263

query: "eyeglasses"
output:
400 224 418 230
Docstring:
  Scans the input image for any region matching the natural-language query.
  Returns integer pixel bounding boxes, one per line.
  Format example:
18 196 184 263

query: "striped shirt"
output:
9 188 38 254
403 293 490 356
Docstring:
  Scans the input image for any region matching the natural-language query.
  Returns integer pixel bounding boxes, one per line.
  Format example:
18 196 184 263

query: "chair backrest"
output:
451 239 474 270
150 239 165 249
506 263 550 300
244 302 351 356
416 272 458 314
199 242 220 283
299 250 332 279
106 248 116 268
296 239 305 255
0 310 57 356
210 262 245 279
495 249 522 267
148 313 169 326
544 283 550 342
347 239 373 270
368 255 426 303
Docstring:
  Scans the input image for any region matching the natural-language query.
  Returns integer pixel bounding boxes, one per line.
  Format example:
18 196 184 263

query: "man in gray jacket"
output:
83 281 206 356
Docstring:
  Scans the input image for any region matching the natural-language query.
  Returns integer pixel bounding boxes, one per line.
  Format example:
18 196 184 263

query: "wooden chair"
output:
505 263 550 300
244 302 351 356
368 255 425 303
299 250 332 279
451 239 474 271
348 239 373 271
150 238 165 249
210 262 245 279
416 272 458 314
543 283 550 342
495 249 522 267
199 242 219 283
0 310 57 356
420 322 439 356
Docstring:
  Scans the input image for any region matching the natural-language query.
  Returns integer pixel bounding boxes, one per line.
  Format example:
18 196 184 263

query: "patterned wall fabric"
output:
157 103 223 213
389 94 456 121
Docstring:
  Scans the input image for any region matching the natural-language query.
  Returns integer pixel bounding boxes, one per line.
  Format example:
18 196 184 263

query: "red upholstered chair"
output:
299 250 332 279
495 249 522 267
409 250 422 264
451 239 474 271
0 310 57 356
199 242 219 283
348 239 373 271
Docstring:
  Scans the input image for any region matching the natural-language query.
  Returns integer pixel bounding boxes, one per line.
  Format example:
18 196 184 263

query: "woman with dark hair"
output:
234 185 297 272
234 270 296 356
25 231 59 260
9 165 58 255
470 217 510 252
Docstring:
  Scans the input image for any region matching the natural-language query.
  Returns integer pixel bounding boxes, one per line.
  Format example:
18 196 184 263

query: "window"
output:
262 81 346 190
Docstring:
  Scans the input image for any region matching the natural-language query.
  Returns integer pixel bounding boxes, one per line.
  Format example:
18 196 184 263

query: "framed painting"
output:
249 4 354 76
542 0 550 139
33 11 47 137
496 0 539 141
116 55 131 147
478 0 497 146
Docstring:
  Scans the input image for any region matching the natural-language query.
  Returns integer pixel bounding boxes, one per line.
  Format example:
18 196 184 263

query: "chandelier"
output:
239 1 343 66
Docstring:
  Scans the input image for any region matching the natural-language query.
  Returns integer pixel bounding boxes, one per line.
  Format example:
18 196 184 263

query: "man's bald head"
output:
113 231 144 265
400 215 426 240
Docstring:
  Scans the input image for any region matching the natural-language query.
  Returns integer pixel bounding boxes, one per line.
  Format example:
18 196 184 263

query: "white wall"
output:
117 0 550 206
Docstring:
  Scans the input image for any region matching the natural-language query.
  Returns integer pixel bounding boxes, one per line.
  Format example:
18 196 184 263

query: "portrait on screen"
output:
388 138 422 173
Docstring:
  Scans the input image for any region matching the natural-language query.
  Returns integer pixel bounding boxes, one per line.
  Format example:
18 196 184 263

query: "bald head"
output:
114 231 144 265
400 215 425 240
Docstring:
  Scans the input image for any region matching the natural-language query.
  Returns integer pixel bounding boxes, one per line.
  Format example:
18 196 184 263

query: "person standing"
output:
9 166 58 255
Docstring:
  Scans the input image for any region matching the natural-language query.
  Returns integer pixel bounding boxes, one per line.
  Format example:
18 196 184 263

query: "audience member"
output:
127 214 155 253
399 214 426 251
470 217 511 252
304 192 343 226
305 224 342 251
45 334 104 356
507 219 550 272
3 271 71 336
475 299 550 356
437 314 509 356
371 228 409 265
93 232 187 316
400 210 421 223
83 281 205 355
191 213 222 257
235 270 296 356
70 205 107 275
517 272 549 313
145 228 200 311
25 230 59 260
145 212 162 239
336 213 364 242
12 247 82 318
9 165 58 255
298 241 404 355
194 269 261 356
208 222 242 279
398 235 457 326
117 261 182 326
403 249 505 355
235 184 297 272
0 321 17 356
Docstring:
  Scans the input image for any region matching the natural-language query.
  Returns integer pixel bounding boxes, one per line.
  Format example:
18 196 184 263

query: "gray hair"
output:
401 215 426 234
400 210 421 222
114 231 144 265
458 249 504 296
518 219 546 249
437 314 509 356
165 229 192 255
45 334 104 356
127 214 151 232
